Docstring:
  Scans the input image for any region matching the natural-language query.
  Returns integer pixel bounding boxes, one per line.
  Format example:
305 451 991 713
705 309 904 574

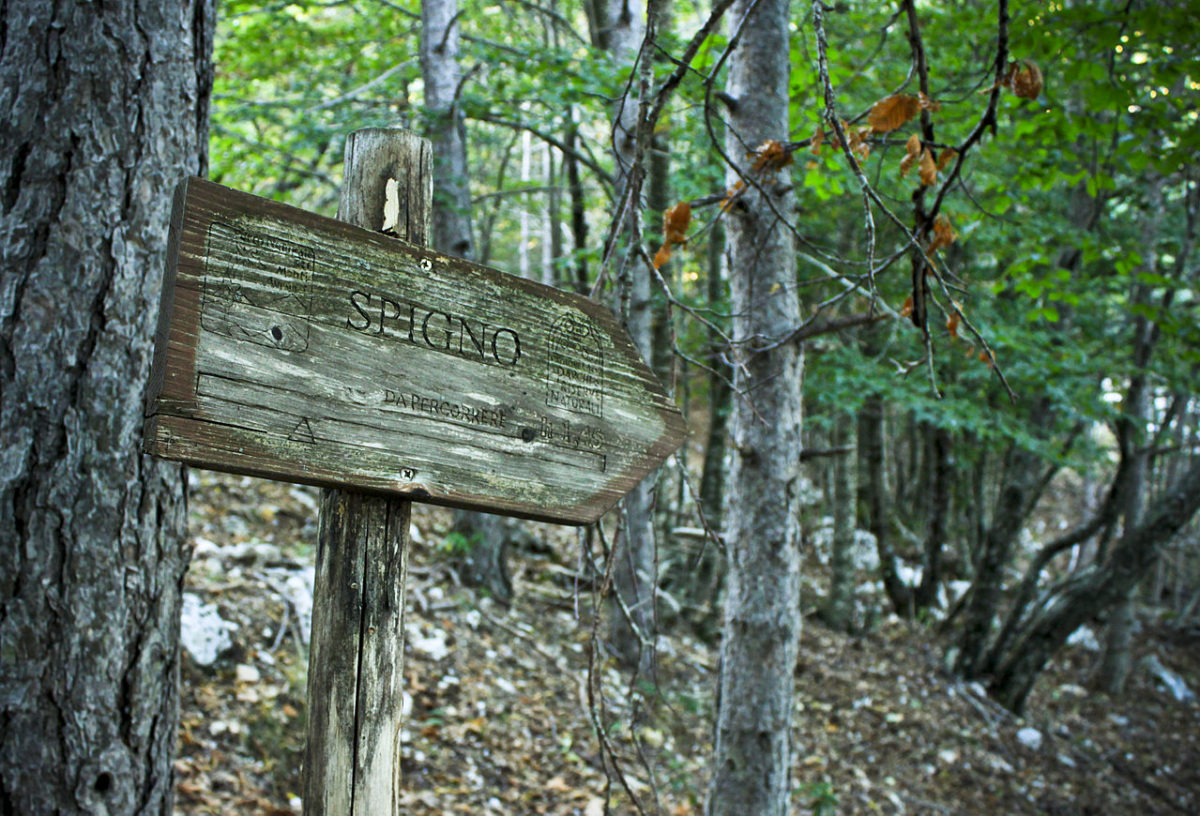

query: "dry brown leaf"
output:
748 139 794 173
811 125 824 155
1012 59 1043 99
900 294 914 318
868 94 922 133
855 126 873 160
919 148 938 186
662 201 691 246
900 133 921 178
720 180 745 213
937 148 959 172
919 91 942 113
946 312 961 338
928 213 957 254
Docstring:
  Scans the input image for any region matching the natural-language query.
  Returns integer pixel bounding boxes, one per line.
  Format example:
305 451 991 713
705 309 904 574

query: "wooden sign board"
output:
145 178 686 525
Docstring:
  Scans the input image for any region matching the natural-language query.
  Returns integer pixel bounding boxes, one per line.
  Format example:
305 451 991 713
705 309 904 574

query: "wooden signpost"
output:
145 165 684 525
145 129 685 814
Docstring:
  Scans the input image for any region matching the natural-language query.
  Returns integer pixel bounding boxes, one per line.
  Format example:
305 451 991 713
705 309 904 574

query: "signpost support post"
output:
143 126 687 812
302 129 431 816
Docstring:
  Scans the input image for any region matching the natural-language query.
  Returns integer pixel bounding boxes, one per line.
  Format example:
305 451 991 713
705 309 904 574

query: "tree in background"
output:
706 0 803 810
0 1 214 811
422 0 516 604
196 0 1200 809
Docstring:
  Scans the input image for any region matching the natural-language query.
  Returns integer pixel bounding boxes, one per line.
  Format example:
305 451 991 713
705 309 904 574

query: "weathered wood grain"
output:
144 175 686 524
303 128 425 816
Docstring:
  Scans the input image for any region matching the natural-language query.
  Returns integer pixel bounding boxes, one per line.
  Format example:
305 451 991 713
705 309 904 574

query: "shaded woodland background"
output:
186 0 1200 811
3 0 1199 813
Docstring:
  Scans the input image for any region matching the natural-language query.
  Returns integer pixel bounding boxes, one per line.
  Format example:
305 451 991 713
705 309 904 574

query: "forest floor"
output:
174 471 1199 815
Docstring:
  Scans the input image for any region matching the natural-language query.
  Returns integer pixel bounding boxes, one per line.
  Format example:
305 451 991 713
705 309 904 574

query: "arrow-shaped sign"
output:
145 178 686 525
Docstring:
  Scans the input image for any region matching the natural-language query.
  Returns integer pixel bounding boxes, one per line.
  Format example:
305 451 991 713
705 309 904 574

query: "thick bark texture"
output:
0 2 213 812
706 0 802 812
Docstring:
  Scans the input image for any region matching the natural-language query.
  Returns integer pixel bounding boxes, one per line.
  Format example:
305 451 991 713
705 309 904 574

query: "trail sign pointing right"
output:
145 178 687 525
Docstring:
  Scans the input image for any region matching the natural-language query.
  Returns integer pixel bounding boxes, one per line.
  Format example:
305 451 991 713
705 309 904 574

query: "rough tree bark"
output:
706 0 803 811
421 0 513 603
0 2 213 812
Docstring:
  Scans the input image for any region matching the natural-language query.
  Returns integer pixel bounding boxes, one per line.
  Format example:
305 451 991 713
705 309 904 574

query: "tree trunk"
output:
698 222 730 531
916 425 952 610
421 0 513 603
989 458 1200 713
564 116 591 293
421 0 473 260
0 2 213 812
585 0 658 676
1097 180 1162 695
823 418 857 632
859 393 913 616
689 221 730 639
706 0 802 811
954 439 1044 678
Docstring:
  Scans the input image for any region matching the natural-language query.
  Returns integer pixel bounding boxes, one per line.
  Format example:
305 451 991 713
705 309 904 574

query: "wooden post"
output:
303 129 432 816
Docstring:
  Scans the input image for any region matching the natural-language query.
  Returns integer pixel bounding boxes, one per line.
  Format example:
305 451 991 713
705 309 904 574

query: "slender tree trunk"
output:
859 392 913 616
954 438 1044 678
544 143 563 288
421 0 513 602
0 2 213 812
421 0 473 260
707 0 802 811
698 222 731 530
989 458 1200 713
564 115 591 293
585 0 658 675
824 418 857 631
916 425 952 610
1097 180 1163 695
690 222 730 639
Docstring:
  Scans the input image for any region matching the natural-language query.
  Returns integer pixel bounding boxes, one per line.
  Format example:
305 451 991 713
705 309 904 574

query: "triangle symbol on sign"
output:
289 417 315 444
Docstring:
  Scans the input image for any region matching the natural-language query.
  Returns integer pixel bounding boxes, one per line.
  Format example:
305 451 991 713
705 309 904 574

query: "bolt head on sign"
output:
144 178 686 525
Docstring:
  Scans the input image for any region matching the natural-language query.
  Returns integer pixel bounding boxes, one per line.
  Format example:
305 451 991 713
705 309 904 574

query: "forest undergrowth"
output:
173 471 1199 815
